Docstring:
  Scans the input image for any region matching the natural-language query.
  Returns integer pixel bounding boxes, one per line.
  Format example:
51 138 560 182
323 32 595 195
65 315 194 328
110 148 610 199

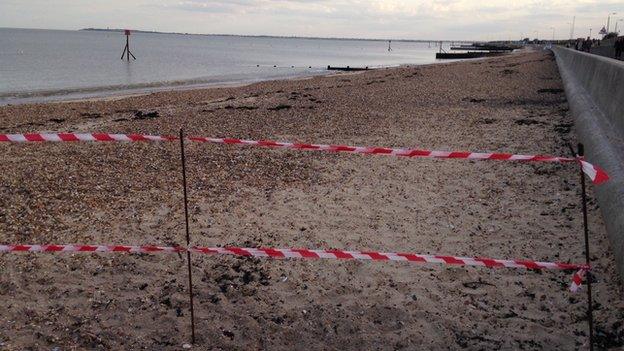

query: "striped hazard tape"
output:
570 269 587 293
0 244 589 292
0 132 609 184
188 136 609 185
0 133 176 142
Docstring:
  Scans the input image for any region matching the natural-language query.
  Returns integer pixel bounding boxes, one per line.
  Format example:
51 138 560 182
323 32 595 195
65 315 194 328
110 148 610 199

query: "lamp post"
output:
567 22 571 40
607 12 617 32
589 28 592 38
550 26 555 42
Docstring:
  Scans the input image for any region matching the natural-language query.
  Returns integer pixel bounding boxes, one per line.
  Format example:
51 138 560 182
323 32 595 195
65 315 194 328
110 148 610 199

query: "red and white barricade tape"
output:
0 244 184 253
188 137 609 185
0 244 589 292
0 133 609 184
0 133 176 142
579 160 609 184
569 269 587 293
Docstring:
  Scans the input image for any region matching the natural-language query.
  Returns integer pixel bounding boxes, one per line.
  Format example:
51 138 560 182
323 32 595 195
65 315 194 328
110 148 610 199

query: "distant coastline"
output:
80 28 473 44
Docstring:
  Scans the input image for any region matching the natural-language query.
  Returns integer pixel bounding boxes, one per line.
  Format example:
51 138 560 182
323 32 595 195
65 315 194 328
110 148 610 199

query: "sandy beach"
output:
1 50 623 350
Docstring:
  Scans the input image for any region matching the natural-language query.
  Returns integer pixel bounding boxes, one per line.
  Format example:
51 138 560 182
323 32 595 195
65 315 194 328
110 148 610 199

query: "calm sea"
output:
0 28 448 104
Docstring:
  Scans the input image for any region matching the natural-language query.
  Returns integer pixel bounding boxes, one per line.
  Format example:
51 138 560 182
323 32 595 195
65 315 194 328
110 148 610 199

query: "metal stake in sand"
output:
179 129 196 344
576 143 595 351
120 29 137 61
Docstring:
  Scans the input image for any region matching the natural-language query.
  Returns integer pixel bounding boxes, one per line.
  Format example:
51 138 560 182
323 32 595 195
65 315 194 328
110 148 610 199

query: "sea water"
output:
0 28 447 104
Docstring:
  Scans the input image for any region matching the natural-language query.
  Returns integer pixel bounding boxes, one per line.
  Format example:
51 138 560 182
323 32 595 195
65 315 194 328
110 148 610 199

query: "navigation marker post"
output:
120 29 136 61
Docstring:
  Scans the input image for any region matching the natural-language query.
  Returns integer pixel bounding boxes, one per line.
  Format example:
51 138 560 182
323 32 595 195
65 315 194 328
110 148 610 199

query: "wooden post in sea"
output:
120 29 137 61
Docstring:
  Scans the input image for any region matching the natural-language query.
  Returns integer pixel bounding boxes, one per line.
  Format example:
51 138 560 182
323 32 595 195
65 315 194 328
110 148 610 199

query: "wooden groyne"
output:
327 65 370 71
436 52 506 59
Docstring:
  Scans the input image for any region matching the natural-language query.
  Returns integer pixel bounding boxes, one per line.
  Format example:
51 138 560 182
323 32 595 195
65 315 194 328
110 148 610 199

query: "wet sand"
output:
0 50 623 350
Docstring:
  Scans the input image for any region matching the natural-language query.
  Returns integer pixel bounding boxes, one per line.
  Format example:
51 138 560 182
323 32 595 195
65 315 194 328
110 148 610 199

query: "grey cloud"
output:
1 0 621 40
573 1 623 14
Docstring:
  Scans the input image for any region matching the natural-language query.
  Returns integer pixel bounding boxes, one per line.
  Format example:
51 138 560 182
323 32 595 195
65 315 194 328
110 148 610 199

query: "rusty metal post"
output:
179 129 196 344
576 143 594 351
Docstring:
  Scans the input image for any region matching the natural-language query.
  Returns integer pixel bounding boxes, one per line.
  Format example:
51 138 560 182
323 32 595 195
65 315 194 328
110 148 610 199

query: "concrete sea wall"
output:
553 47 624 282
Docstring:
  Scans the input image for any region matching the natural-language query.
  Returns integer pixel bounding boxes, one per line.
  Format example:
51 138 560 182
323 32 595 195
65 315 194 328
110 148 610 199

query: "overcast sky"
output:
1 0 622 40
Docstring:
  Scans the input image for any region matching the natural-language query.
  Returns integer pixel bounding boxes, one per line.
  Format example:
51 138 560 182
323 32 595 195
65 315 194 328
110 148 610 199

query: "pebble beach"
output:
1 50 623 350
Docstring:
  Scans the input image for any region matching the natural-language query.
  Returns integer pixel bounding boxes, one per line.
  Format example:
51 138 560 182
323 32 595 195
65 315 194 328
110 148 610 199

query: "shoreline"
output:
0 59 474 107
0 69 330 106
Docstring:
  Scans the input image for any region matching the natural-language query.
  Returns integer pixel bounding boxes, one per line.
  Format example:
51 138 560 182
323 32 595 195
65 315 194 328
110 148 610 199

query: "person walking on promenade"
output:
582 37 592 52
615 37 623 60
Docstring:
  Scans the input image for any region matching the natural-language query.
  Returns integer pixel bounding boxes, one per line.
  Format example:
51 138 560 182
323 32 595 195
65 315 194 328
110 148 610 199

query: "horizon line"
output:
0 26 500 43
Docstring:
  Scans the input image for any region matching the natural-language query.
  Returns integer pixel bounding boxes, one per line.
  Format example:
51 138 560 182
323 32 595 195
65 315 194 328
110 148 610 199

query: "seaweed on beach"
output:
267 104 291 111
133 110 159 119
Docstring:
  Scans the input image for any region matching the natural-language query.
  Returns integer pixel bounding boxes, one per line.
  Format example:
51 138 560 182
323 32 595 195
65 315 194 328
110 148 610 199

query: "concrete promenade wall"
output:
553 47 624 281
